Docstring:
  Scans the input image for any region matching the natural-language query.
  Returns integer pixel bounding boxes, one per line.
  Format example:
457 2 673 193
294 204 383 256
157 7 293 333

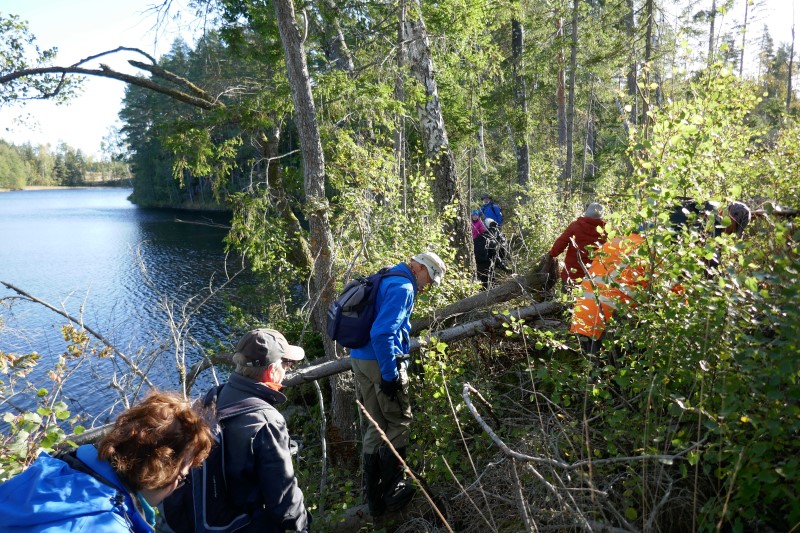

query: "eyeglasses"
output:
175 471 189 489
281 359 294 370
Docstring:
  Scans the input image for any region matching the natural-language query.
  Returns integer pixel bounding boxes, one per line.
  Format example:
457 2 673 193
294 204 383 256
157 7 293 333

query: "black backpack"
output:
326 267 415 349
162 385 267 533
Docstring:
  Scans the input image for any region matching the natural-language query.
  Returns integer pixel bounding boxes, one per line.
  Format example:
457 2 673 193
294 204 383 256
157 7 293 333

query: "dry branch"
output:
1 280 155 389
0 63 220 109
461 383 702 470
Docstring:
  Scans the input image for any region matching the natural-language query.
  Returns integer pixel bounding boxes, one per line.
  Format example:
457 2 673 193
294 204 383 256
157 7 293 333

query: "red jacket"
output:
549 217 607 281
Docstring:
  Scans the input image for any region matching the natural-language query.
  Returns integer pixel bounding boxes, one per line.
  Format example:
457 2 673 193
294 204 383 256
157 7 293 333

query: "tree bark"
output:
256 120 313 271
317 0 355 73
565 0 579 196
396 0 408 212
788 23 795 113
511 18 530 188
643 0 654 133
625 0 638 124
739 0 749 77
707 0 717 68
402 0 475 273
555 15 567 197
273 0 356 460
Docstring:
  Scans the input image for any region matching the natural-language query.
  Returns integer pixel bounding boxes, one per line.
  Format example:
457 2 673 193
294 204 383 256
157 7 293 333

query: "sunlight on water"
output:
0 188 243 423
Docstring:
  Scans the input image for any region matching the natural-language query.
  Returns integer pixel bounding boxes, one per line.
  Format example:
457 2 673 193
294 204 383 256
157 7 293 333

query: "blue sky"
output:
0 0 797 160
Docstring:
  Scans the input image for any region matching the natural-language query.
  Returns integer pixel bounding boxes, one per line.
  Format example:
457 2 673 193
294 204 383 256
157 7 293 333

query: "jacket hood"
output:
576 216 606 229
0 447 151 532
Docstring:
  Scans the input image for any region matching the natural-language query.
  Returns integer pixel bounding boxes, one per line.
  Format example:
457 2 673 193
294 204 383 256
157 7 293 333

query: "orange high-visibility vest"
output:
571 233 647 340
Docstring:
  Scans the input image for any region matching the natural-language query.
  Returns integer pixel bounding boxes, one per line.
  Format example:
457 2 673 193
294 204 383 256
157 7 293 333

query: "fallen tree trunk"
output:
282 300 563 388
68 301 563 446
411 254 558 334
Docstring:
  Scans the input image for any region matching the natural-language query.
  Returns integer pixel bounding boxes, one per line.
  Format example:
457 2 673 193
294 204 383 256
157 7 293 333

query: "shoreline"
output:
0 185 130 193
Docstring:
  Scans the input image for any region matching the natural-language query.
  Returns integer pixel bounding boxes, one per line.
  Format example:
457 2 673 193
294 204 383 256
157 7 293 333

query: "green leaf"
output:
625 507 639 520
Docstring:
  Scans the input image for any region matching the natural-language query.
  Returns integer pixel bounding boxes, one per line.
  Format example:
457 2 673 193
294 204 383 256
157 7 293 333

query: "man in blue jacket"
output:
480 193 504 226
350 251 446 517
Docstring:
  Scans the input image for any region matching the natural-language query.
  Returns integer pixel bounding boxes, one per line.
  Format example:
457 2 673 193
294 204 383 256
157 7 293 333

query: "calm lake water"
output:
0 188 243 424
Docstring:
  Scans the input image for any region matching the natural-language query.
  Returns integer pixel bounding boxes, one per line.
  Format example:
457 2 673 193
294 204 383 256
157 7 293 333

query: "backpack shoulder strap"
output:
378 268 415 285
205 385 270 421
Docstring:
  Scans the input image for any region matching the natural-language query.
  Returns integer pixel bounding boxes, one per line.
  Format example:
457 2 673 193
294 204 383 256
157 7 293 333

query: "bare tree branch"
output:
462 383 703 470
0 280 155 389
0 61 220 109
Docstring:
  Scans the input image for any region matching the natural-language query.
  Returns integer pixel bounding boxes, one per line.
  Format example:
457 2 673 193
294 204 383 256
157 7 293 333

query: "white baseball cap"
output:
412 252 447 285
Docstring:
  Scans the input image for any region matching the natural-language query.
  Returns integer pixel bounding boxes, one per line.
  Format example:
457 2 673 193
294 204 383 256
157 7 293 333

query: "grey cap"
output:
584 202 604 219
235 328 305 367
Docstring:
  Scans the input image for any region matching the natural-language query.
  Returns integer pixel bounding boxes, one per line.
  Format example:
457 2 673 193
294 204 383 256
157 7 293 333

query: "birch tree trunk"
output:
274 0 356 462
643 0 654 134
402 0 475 273
707 0 717 68
396 0 407 212
788 24 795 113
739 0 749 77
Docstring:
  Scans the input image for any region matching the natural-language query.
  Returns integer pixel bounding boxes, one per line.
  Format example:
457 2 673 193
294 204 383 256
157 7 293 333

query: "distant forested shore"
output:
0 139 129 190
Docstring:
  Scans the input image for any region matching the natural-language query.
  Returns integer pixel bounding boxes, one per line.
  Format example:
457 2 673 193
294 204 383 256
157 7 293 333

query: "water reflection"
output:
0 188 244 423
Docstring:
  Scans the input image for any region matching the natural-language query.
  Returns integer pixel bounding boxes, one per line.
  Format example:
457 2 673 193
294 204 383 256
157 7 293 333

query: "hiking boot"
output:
363 452 385 517
378 446 415 512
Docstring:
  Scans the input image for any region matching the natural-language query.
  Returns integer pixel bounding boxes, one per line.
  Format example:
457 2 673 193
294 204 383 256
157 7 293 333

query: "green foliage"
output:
0 324 102 481
0 139 123 188
0 14 79 104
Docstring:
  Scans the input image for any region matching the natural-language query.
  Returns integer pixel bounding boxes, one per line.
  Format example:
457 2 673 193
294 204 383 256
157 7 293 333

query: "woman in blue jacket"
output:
0 391 212 532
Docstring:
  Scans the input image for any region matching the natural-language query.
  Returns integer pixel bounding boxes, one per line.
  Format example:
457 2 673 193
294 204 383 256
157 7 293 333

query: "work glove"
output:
380 377 401 401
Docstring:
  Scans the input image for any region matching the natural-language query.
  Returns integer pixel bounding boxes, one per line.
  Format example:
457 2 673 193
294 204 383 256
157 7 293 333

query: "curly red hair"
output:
97 391 212 490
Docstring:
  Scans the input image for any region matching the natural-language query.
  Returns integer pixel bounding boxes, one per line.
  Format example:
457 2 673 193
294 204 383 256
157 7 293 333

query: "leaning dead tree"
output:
411 254 558 333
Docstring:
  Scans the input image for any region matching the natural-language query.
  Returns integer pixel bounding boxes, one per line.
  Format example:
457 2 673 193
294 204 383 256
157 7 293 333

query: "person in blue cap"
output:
471 209 487 239
480 193 503 226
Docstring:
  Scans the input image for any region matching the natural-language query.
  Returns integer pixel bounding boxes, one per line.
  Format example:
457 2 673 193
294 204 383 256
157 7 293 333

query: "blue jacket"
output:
481 201 503 226
349 263 417 381
0 444 154 532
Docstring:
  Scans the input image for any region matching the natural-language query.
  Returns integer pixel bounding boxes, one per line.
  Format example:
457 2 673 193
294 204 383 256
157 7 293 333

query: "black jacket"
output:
217 373 310 533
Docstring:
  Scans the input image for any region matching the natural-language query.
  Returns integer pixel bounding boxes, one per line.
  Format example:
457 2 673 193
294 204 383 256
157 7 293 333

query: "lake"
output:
0 188 243 424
